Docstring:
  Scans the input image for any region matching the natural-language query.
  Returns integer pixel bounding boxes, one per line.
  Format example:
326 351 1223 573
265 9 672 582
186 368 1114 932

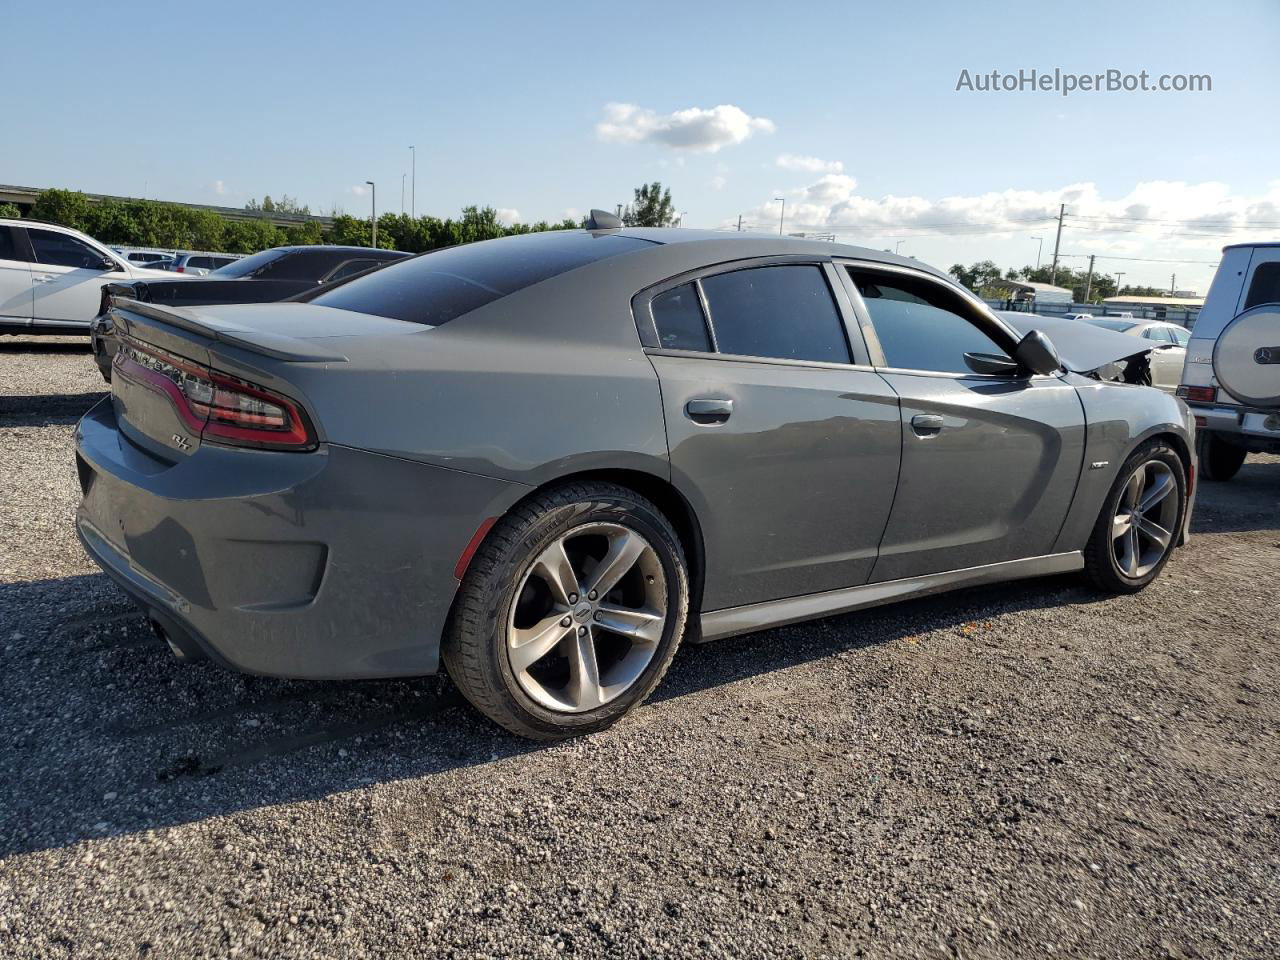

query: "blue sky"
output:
7 0 1278 290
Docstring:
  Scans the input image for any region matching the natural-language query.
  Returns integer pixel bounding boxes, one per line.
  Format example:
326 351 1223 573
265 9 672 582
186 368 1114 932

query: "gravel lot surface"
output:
1 336 1277 959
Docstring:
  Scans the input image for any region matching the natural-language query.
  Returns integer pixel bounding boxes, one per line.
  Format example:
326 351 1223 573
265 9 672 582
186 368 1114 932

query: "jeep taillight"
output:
1176 385 1217 404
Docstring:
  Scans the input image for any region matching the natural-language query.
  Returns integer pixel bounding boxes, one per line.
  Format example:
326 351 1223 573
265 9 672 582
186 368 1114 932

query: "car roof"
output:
586 227 956 283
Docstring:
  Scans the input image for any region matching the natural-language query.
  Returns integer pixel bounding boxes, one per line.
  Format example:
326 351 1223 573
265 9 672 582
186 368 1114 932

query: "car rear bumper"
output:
75 398 527 679
1189 402 1280 450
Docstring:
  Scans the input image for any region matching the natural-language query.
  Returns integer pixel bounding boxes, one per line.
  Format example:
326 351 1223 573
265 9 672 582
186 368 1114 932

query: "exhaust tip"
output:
149 617 206 664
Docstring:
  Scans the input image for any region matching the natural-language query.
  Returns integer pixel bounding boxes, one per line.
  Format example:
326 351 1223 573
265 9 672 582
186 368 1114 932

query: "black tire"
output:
1083 440 1186 594
442 481 689 741
1197 431 1246 482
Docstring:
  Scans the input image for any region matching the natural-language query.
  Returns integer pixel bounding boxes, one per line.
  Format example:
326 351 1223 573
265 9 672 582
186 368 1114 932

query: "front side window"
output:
650 283 711 351
29 229 107 270
848 268 1009 374
700 265 850 364
1170 326 1190 346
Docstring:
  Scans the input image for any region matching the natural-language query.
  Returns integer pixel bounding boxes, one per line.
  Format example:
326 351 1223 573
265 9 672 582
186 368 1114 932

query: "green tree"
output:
622 182 675 227
0 202 20 218
247 194 310 216
31 189 92 230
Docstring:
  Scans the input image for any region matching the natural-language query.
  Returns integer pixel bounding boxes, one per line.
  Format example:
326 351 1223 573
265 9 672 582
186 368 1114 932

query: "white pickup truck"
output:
1177 242 1280 479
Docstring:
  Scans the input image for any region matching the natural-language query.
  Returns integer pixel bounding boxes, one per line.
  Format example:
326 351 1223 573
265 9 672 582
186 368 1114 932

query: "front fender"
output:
1052 376 1194 553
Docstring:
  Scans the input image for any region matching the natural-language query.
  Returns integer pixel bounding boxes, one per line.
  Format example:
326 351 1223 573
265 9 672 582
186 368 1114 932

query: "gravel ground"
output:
1 336 1277 960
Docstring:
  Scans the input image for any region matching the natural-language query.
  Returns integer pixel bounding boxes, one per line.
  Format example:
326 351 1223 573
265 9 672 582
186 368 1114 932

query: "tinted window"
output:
650 283 711 351
186 257 213 270
700 265 849 363
849 269 1008 374
0 226 22 262
209 257 236 269
210 247 289 278
1144 326 1174 343
311 231 650 326
1169 326 1190 346
1244 261 1280 309
29 229 107 269
324 259 379 283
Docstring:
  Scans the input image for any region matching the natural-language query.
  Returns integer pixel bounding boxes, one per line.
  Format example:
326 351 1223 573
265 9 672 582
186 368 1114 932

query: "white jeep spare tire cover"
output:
1213 305 1280 407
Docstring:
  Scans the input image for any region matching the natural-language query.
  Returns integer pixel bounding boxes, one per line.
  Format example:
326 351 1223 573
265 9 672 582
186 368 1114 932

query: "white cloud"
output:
348 184 369 197
211 179 227 196
736 176 1280 249
496 207 521 224
710 175 727 191
597 102 775 153
776 153 844 174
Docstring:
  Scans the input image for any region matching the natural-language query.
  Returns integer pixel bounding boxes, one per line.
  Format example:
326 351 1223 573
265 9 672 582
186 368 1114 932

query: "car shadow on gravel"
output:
0 392 106 427
1190 458 1280 534
0 566 1111 860
0 337 91 354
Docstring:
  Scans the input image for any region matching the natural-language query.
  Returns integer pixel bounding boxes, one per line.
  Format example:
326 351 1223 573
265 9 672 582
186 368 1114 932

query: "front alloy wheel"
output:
1084 441 1185 593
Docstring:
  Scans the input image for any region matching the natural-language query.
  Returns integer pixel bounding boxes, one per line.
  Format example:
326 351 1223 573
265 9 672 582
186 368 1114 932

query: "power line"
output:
1068 213 1280 227
1057 252 1221 264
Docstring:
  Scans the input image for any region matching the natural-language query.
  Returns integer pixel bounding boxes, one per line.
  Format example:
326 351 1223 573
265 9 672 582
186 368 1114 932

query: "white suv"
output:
1177 241 1280 480
0 219 188 334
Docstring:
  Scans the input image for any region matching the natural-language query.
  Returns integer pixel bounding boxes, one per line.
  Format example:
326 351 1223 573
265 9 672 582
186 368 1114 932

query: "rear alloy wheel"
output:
1084 442 1185 593
1197 431 1247 482
443 483 689 740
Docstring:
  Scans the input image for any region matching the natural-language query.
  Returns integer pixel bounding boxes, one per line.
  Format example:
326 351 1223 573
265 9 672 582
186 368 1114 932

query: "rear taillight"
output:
174 266 185 273
114 339 315 450
1177 385 1217 403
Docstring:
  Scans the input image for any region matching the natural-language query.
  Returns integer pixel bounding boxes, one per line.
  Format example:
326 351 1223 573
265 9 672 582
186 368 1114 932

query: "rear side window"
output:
210 248 288 278
650 283 711 351
1170 326 1190 346
323 258 379 283
1244 261 1280 309
849 268 1009 374
700 265 850 364
310 231 651 326
1143 326 1173 343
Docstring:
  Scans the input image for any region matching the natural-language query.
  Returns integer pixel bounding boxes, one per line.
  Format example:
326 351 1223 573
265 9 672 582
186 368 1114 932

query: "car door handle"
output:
33 274 56 283
910 414 945 436
685 398 733 424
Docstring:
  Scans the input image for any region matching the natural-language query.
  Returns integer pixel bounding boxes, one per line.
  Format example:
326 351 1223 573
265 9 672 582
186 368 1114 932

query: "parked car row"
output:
77 212 1202 740
0 217 406 350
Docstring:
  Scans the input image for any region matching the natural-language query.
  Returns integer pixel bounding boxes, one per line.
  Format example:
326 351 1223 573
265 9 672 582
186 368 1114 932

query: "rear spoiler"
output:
106 297 349 364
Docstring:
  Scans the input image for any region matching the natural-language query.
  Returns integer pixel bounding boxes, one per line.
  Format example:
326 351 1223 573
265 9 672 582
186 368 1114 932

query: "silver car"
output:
1082 317 1190 391
75 219 1196 739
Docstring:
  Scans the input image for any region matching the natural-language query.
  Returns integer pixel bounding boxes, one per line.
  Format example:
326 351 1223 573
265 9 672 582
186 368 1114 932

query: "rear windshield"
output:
309 231 651 326
210 248 289 278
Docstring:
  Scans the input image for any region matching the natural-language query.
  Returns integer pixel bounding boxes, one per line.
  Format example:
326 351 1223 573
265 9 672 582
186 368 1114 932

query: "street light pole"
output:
401 174 405 215
409 146 416 219
366 180 376 247
774 197 785 236
1031 236 1044 270
895 240 905 255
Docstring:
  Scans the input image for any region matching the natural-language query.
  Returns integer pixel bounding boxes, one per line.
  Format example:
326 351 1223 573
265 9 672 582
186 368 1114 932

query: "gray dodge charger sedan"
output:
76 220 1196 739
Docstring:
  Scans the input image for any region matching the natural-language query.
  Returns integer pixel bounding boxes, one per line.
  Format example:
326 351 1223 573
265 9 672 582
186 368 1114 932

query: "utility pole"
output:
1049 204 1065 285
401 174 405 215
1031 236 1044 270
895 240 905 255
366 180 376 247
409 146 416 218
737 214 743 232
1083 254 1096 302
1113 271 1125 299
1170 273 1176 295
775 197 786 235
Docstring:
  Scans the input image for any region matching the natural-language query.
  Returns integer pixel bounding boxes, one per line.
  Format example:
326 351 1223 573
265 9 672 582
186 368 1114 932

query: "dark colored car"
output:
90 245 409 379
75 221 1196 740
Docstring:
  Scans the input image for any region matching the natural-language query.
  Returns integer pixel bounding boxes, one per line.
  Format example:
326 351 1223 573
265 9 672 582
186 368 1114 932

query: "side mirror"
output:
963 352 1020 376
99 256 119 272
1013 329 1062 375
